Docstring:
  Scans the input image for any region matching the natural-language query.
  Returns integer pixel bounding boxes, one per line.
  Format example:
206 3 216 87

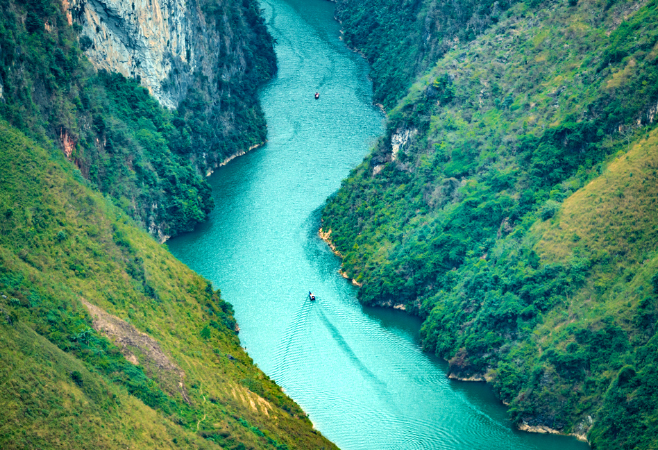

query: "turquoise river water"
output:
168 0 590 449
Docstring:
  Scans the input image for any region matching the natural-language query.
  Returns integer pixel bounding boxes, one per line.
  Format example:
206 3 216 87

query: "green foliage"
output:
0 323 218 450
541 200 561 220
324 0 658 446
334 0 516 108
651 272 658 294
70 370 84 386
0 121 337 449
0 0 276 239
590 338 658 449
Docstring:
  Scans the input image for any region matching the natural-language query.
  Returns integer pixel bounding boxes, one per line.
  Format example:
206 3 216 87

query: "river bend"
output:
168 1 589 449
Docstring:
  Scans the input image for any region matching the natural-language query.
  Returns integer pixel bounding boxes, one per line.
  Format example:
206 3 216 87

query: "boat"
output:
309 291 316 301
315 92 319 99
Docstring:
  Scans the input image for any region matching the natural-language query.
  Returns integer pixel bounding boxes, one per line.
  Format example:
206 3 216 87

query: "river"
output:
168 0 590 449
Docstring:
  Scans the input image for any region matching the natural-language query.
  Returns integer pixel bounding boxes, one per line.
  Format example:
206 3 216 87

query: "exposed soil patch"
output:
80 298 191 404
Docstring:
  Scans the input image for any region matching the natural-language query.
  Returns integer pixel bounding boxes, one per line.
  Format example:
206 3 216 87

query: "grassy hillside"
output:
526 126 658 449
0 120 337 450
0 0 275 239
322 0 658 447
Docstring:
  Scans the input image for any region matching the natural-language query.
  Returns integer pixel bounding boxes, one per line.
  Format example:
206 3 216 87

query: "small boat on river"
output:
309 291 316 301
315 92 319 99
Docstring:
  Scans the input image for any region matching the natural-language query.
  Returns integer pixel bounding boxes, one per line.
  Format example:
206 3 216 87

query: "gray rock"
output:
67 0 220 109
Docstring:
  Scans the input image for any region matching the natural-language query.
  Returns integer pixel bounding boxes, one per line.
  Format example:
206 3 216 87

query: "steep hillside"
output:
322 0 658 447
0 0 275 239
334 0 517 109
0 120 337 450
68 0 277 170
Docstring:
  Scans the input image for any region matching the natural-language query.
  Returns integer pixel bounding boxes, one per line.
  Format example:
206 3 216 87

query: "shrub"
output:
71 370 83 387
79 35 93 51
25 11 41 33
540 200 561 220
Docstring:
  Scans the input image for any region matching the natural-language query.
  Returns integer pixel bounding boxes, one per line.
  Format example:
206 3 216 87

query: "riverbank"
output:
206 142 267 177
518 423 589 444
319 227 365 287
319 223 590 445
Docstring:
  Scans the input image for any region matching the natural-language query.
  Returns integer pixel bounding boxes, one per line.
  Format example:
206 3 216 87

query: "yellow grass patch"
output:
606 58 638 90
537 130 658 262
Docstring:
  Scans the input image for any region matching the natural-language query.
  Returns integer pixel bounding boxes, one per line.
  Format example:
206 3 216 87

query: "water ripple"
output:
169 0 590 449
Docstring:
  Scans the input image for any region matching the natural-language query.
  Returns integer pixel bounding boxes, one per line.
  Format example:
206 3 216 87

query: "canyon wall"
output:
67 0 210 109
0 0 273 239
66 0 276 173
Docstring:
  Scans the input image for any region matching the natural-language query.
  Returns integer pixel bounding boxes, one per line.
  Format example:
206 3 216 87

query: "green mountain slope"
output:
0 120 336 450
322 0 658 447
0 0 275 239
334 0 518 109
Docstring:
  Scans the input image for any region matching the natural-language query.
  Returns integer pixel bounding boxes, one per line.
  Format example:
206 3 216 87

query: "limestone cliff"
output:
67 0 207 109
66 0 276 170
0 0 274 239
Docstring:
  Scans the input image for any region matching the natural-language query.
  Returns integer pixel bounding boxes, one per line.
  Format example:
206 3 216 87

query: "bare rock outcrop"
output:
390 127 417 161
67 0 211 109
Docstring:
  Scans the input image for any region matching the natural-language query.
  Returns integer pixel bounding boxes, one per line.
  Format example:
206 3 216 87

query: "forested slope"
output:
0 120 337 449
323 0 658 447
0 2 337 447
334 0 517 109
0 0 275 240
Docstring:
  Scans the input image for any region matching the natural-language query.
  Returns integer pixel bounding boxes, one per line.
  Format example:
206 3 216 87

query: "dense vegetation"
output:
323 0 658 447
334 0 517 109
0 1 335 447
173 0 277 173
0 0 275 239
0 120 337 449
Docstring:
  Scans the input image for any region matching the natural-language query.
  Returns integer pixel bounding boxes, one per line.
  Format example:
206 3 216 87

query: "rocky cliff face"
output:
66 0 276 172
0 0 274 240
67 0 210 109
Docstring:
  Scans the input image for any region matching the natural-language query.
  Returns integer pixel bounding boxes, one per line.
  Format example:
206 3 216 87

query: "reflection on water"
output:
168 0 589 448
